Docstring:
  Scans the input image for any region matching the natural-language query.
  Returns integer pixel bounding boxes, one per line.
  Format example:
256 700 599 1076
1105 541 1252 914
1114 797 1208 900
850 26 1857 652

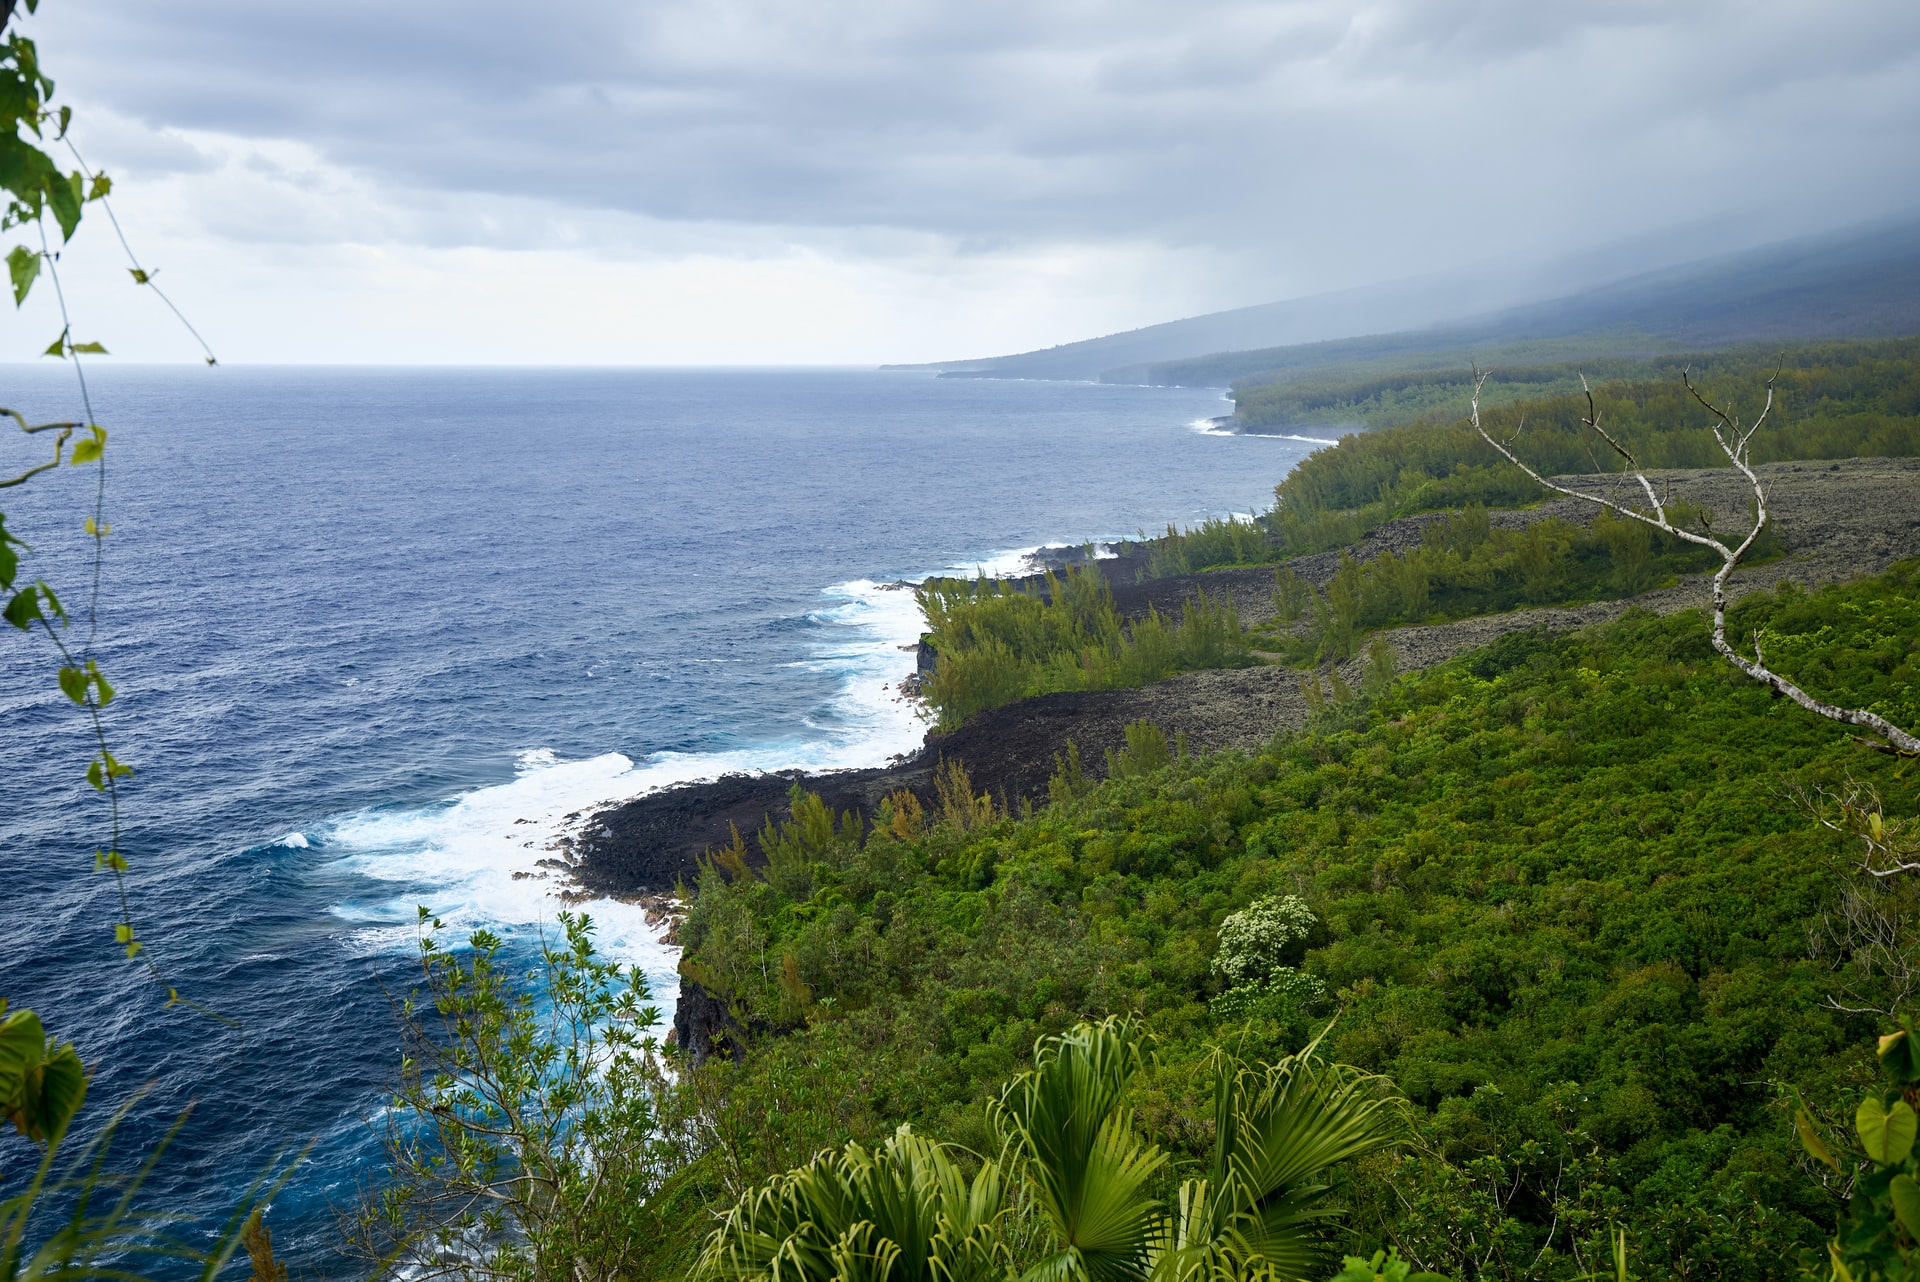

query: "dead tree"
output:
1799 780 1920 1016
1468 366 1919 757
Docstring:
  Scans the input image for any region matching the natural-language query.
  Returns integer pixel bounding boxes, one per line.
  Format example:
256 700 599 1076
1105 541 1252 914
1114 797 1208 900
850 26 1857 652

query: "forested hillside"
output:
1229 335 1920 436
1135 220 1920 391
662 563 1920 1279
1148 338 1920 575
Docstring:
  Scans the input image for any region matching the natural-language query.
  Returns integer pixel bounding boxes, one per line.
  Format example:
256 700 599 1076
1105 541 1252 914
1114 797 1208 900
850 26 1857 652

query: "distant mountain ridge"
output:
889 217 1920 387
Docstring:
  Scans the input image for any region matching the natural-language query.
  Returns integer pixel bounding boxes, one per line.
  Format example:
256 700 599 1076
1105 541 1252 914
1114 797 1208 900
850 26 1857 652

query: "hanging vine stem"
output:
0 51 229 1012
0 405 77 485
37 217 105 638
60 135 217 366
28 241 225 1018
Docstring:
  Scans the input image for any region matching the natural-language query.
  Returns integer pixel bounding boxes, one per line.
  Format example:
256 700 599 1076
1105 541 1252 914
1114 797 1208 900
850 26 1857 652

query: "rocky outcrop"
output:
672 976 748 1067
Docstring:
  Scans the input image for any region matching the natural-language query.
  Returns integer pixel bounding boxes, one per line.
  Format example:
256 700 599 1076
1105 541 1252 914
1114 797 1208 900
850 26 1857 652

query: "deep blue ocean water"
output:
0 366 1326 1274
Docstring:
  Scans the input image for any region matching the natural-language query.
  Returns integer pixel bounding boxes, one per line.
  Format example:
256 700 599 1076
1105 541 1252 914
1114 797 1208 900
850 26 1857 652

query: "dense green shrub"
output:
1145 338 1920 576
916 565 1252 727
672 561 1920 1279
1256 504 1778 664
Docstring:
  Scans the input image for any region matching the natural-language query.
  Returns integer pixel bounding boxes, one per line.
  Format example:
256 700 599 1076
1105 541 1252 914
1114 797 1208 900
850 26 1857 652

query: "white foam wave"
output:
942 546 1045 579
310 527 1161 1027
1187 418 1342 448
276 832 310 848
320 750 685 1027
312 567 944 1023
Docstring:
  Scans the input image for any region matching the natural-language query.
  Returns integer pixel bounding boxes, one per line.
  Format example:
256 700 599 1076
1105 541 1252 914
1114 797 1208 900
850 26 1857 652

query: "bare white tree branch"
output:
1468 366 1920 757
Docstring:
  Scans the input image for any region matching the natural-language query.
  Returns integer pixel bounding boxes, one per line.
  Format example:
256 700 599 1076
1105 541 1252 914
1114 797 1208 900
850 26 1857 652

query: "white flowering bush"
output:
1210 895 1327 1030
1211 894 1318 986
1210 969 1328 1024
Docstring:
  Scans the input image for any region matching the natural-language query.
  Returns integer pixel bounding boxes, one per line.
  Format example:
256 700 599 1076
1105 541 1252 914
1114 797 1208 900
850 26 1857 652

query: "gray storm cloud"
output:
24 0 1920 295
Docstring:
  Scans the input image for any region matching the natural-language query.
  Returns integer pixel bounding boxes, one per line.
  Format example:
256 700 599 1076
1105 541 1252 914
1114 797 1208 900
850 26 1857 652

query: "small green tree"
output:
1211 897 1328 1032
352 911 677 1282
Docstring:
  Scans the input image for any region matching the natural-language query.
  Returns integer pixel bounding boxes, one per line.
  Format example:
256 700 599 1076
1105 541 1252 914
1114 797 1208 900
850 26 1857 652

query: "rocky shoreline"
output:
572 457 1920 911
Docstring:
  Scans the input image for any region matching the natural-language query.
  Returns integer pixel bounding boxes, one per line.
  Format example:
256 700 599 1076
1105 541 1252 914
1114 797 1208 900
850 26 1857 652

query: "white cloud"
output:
10 119 1237 364
6 0 1916 362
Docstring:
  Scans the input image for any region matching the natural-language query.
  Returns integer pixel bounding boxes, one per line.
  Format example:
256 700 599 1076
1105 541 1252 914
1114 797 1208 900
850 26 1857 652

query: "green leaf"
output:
0 1008 43 1103
35 1041 84 1140
4 586 40 629
1796 1101 1839 1171
0 1008 87 1145
127 267 149 285
0 518 18 590
85 171 109 201
7 243 38 305
68 340 106 354
93 667 116 706
43 330 65 357
70 424 105 464
1893 1174 1920 1237
45 169 81 241
1856 1095 1917 1164
1880 1028 1920 1084
57 663 87 703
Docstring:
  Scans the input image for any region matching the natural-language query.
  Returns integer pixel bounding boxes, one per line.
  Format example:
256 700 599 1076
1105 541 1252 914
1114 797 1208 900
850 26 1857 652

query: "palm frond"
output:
993 1019 1167 1282
1163 1038 1406 1282
696 1127 1008 1282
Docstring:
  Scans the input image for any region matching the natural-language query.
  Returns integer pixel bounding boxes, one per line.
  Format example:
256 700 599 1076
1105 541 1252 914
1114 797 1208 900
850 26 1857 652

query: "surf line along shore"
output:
552 457 1920 1057
564 456 1920 908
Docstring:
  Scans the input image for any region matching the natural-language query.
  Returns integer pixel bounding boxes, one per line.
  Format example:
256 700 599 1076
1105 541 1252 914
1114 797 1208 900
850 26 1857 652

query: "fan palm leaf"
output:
990 1019 1167 1282
1152 1036 1406 1282
696 1126 1007 1282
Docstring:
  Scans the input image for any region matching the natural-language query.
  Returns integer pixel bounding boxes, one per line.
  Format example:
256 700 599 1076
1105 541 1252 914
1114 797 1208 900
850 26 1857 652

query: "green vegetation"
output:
1142 337 1920 579
664 562 1920 1280
1254 504 1779 664
1799 1024 1920 1281
1138 331 1677 394
350 912 680 1282
1220 335 1920 435
1149 516 1273 576
694 1018 1407 1282
915 565 1252 729
1231 355 1676 435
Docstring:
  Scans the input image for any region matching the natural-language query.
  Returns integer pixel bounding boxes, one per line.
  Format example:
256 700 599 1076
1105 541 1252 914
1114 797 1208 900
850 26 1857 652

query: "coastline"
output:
571 456 1920 903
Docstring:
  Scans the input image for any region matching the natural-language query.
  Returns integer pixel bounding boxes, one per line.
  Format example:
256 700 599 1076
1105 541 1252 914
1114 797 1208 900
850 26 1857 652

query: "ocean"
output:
0 365 1326 1274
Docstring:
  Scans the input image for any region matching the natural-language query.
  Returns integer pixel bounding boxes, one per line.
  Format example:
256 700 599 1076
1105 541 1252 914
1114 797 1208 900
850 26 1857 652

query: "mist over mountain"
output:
892 215 1920 386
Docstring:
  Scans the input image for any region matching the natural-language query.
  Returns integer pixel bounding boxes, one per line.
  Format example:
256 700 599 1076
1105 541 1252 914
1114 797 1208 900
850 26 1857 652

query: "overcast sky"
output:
15 0 1920 364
